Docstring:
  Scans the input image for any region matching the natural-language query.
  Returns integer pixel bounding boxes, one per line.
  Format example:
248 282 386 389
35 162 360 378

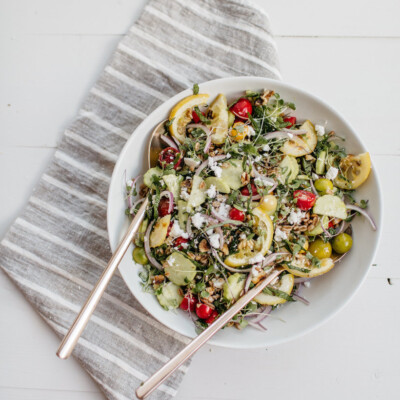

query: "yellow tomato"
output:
259 195 277 215
229 122 251 142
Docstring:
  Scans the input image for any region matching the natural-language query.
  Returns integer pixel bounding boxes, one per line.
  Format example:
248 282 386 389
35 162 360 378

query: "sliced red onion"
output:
129 198 145 214
346 204 377 231
159 191 174 213
184 157 200 169
204 135 212 154
187 123 212 137
334 251 349 263
212 248 252 273
294 277 311 284
194 154 227 176
126 175 142 209
309 179 318 196
261 252 287 267
248 321 267 331
282 128 308 135
321 221 332 238
143 220 163 271
251 305 272 324
292 293 310 305
160 135 178 150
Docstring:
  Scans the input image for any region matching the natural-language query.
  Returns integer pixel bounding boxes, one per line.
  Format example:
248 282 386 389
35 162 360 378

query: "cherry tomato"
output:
284 116 296 128
230 98 253 120
229 207 245 222
205 310 219 324
158 147 182 169
240 182 258 196
174 236 189 250
196 303 213 319
180 294 197 312
293 190 317 211
192 109 205 123
158 197 172 217
328 220 335 229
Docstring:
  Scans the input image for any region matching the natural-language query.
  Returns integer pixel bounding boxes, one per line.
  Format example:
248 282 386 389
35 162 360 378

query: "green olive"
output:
132 246 149 265
228 110 235 127
332 233 353 254
309 238 332 259
314 178 334 195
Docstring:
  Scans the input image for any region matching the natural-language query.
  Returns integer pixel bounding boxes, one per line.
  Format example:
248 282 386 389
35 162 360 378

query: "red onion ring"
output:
263 129 306 141
261 252 287 267
187 123 212 136
159 191 174 214
251 305 273 324
215 226 224 249
294 277 311 284
345 204 377 230
143 220 163 270
292 293 310 305
160 135 178 150
129 198 145 214
248 322 267 331
309 179 318 196
244 271 253 293
204 135 212 154
126 175 142 209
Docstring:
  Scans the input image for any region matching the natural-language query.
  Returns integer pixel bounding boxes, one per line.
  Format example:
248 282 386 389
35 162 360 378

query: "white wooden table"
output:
1 1 399 399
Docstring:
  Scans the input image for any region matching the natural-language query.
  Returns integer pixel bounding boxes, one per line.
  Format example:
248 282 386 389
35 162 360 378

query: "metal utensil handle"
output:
56 198 149 359
135 268 282 399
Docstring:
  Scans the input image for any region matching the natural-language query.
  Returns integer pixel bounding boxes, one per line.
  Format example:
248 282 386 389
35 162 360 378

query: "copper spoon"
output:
136 268 283 399
56 120 167 359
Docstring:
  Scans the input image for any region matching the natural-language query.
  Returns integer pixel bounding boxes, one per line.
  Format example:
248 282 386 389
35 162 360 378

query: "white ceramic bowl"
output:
107 77 382 349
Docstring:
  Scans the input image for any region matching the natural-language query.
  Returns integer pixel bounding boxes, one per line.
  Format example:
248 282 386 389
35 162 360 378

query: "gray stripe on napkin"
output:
0 0 280 399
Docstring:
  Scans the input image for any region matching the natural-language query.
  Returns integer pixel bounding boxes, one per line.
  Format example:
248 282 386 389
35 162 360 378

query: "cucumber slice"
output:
143 167 163 189
187 175 206 208
162 174 182 199
220 159 243 190
150 215 171 248
307 215 329 236
313 195 347 220
279 155 299 183
177 200 189 229
165 252 197 286
156 282 183 310
223 273 246 302
315 150 327 175
204 176 231 194
254 274 294 305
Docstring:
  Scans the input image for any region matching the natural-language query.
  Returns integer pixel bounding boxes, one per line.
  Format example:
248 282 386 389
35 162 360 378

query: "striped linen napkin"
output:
0 0 280 399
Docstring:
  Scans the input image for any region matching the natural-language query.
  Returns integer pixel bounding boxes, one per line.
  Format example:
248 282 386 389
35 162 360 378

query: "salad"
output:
126 85 376 332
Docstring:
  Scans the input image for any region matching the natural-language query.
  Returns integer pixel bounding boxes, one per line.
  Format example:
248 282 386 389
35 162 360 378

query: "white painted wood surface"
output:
0 1 399 399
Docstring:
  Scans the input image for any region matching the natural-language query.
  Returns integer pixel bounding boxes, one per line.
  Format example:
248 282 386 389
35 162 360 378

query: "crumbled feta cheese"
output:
212 278 225 289
226 153 232 159
248 253 264 264
206 184 217 199
216 203 231 218
326 166 338 180
240 233 247 240
254 176 274 188
262 144 271 152
274 227 288 242
287 132 293 139
247 126 256 136
169 220 189 239
206 229 214 235
251 265 262 277
312 173 319 180
180 187 190 201
208 157 222 178
209 233 220 249
254 155 262 162
287 209 305 225
304 281 311 288
192 213 206 229
315 124 325 137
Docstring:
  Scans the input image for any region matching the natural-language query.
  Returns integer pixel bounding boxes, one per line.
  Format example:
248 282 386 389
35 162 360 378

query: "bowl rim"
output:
107 76 383 349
